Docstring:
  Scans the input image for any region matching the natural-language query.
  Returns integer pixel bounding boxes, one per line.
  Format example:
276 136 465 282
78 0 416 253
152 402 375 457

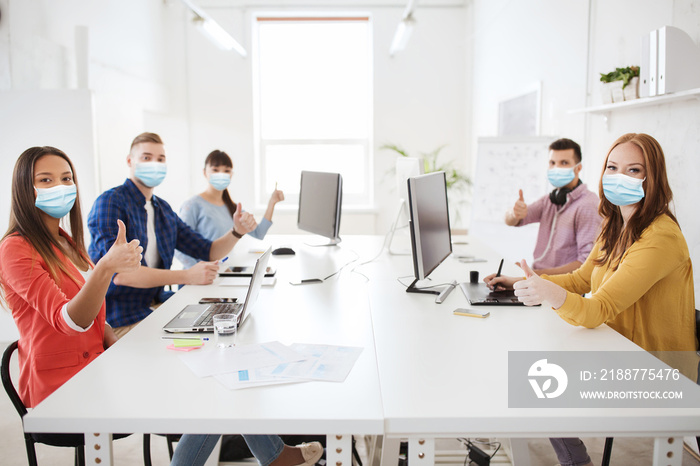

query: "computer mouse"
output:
272 247 296 256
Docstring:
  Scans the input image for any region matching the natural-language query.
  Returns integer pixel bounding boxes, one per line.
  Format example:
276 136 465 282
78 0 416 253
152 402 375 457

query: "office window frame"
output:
252 13 374 210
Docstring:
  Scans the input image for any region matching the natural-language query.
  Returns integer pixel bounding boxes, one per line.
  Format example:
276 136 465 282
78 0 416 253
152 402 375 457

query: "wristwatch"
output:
231 229 244 239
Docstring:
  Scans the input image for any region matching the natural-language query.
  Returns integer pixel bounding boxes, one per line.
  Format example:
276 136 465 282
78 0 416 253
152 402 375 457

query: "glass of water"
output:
213 313 237 348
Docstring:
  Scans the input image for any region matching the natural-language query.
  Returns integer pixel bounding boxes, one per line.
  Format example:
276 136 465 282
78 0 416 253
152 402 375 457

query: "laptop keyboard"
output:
195 303 242 326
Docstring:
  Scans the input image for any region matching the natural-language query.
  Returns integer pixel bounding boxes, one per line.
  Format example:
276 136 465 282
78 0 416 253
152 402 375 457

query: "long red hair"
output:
595 133 677 268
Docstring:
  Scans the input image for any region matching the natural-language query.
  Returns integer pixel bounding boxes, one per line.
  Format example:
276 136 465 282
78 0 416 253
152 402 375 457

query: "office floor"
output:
2 342 699 465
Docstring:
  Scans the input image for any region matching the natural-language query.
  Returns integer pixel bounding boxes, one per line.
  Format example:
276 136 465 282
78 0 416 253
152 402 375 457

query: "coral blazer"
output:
0 232 106 408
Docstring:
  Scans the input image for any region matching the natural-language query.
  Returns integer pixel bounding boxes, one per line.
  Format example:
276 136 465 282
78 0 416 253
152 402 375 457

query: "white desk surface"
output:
363 235 700 439
22 234 700 448
24 235 384 436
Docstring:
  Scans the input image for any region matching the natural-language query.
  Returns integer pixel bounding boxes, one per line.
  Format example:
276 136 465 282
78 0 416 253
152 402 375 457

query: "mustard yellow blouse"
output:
544 214 696 353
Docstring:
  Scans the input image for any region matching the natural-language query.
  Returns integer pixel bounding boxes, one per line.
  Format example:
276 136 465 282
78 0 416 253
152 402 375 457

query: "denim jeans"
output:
549 437 591 466
171 434 284 466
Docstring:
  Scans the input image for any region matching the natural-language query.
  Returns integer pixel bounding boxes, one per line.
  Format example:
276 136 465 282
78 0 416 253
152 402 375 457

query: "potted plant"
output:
599 66 640 103
380 143 471 226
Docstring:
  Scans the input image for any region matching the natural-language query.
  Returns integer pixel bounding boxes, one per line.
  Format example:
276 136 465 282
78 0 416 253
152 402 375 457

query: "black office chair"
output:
601 309 700 466
2 340 87 466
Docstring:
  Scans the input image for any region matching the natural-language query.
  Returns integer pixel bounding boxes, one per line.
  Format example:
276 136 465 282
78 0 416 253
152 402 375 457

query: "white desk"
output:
362 235 700 466
23 236 384 466
22 235 700 466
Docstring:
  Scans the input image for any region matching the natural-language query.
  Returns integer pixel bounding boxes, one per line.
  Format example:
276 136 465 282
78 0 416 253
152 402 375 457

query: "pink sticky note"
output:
167 343 202 352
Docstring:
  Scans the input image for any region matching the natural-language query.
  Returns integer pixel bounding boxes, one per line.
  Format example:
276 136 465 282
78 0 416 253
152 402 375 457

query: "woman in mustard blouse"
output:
486 133 695 466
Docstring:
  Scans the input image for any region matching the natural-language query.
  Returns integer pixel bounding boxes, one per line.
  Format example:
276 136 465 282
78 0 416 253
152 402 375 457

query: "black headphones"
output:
549 179 582 206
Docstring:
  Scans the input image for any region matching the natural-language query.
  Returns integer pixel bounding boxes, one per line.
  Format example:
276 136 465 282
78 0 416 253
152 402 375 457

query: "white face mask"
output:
602 174 646 206
34 184 77 218
209 173 231 191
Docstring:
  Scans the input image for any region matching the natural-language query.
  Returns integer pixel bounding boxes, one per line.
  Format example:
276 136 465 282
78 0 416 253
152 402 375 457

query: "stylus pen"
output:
161 336 209 340
221 256 229 263
495 258 504 278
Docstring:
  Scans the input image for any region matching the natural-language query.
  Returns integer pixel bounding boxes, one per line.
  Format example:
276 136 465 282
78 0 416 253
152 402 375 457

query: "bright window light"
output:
253 16 373 208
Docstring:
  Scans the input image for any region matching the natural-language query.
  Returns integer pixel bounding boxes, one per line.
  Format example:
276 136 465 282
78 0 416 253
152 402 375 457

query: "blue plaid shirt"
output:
88 179 212 327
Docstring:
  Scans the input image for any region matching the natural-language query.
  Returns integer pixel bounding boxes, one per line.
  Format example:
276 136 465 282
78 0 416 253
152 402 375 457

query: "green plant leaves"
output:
599 66 640 89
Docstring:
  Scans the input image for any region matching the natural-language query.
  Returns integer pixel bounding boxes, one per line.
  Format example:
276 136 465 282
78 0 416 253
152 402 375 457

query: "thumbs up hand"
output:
233 203 258 236
101 219 143 274
512 189 528 221
513 259 567 308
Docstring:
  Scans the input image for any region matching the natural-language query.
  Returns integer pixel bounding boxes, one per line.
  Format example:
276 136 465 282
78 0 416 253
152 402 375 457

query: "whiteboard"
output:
469 137 553 263
0 90 97 341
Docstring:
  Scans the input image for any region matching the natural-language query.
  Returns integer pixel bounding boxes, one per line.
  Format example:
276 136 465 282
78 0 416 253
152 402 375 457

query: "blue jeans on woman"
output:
549 437 591 466
171 434 284 466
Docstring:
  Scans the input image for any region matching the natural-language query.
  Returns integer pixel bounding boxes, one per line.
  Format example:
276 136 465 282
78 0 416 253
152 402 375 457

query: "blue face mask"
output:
602 174 646 206
209 173 231 191
547 164 579 188
135 162 167 188
35 184 77 219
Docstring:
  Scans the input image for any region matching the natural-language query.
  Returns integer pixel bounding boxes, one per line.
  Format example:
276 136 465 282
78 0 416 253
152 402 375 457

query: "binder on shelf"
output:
656 26 700 95
640 32 652 98
648 29 658 97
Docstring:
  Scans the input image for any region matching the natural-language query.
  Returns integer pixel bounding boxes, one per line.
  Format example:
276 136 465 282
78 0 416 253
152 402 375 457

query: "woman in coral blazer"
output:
0 146 142 408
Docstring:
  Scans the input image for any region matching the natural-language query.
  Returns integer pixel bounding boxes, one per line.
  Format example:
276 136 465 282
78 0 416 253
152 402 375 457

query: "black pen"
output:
493 259 504 291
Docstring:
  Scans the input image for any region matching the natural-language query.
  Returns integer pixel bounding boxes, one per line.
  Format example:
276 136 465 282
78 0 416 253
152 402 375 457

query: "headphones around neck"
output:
549 179 582 206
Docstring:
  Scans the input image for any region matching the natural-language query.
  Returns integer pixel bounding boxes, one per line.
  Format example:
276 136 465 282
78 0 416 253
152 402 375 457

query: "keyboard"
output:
195 303 242 326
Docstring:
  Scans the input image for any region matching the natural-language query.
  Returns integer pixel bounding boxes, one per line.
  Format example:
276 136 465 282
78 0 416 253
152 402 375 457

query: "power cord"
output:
350 228 394 281
457 438 501 466
323 249 360 281
396 276 452 290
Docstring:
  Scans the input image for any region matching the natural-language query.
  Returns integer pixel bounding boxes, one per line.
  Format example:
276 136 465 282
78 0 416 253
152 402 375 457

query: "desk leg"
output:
408 437 434 466
379 436 401 466
508 438 531 466
653 437 682 466
327 434 352 466
85 432 113 466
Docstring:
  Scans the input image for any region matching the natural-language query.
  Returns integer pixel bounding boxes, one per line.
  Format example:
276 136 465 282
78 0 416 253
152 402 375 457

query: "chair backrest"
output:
1 341 28 418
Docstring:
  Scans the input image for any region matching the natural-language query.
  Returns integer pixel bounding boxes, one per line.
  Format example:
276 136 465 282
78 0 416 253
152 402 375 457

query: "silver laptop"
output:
163 248 272 332
459 282 538 306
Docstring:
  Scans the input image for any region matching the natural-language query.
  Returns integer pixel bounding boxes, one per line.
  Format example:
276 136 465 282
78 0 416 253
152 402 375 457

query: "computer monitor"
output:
406 171 455 302
297 170 343 246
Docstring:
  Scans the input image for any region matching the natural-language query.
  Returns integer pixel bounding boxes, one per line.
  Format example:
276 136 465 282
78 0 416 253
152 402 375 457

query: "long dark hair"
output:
595 133 677 269
205 150 237 217
1 146 90 287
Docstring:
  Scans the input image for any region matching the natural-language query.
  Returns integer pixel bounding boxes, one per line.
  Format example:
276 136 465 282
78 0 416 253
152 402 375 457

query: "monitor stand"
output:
406 279 457 304
304 237 342 247
387 198 411 255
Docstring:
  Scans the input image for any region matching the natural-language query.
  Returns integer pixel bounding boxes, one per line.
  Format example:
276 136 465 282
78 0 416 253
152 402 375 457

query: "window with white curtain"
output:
253 15 373 208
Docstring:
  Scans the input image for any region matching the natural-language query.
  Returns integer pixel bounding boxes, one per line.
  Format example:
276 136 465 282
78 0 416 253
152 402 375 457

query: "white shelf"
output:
568 87 700 114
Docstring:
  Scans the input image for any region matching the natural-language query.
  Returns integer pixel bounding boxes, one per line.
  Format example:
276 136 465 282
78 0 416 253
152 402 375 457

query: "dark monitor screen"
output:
297 171 343 243
407 172 452 280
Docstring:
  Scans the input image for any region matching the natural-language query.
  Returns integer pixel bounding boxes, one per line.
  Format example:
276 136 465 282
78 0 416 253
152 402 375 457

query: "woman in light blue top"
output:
177 150 284 268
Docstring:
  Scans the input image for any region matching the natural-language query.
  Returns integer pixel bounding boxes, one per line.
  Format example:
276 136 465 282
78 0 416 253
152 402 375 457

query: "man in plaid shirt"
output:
88 132 257 337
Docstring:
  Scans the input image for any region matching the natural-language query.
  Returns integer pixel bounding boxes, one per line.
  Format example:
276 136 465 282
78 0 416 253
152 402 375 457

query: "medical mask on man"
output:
602 173 646 206
547 163 579 188
35 184 77 219
134 162 167 188
209 173 231 191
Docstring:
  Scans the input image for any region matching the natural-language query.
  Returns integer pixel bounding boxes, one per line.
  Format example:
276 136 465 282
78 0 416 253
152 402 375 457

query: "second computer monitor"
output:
407 171 452 282
297 170 343 246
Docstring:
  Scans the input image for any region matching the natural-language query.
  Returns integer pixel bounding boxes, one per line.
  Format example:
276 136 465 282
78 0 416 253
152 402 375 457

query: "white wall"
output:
469 0 589 256
183 3 470 235
584 0 700 298
469 0 700 296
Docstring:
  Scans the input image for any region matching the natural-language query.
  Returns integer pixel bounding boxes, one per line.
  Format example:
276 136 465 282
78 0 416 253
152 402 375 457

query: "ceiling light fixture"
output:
180 0 247 57
389 0 417 57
